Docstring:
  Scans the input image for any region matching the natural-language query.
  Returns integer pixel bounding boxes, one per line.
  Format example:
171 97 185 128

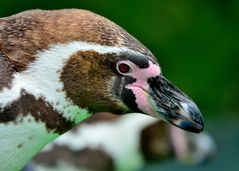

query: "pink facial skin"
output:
125 60 161 116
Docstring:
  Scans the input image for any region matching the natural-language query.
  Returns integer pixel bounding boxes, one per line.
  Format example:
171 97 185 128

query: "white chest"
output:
0 115 58 171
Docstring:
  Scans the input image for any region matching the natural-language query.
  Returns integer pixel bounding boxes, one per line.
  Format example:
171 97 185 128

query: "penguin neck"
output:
0 90 91 171
0 86 91 171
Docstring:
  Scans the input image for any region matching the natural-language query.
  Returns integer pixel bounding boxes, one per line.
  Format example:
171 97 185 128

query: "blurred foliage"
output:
0 0 238 117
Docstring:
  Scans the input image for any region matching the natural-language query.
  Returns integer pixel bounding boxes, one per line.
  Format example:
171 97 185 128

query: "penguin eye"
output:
117 62 132 74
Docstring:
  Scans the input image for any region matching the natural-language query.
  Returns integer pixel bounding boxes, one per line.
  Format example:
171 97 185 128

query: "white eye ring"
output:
116 62 132 75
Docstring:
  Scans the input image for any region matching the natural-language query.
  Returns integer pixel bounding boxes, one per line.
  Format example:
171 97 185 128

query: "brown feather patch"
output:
33 146 115 171
140 121 173 161
0 91 74 134
61 50 128 114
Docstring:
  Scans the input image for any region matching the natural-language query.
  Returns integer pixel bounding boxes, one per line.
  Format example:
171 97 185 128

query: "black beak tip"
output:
169 111 204 133
178 119 204 133
179 102 204 133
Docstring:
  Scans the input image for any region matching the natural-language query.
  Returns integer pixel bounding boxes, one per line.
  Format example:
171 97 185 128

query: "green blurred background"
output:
0 0 238 170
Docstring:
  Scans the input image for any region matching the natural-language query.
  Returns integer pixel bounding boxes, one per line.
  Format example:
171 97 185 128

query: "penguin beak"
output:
146 76 204 133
